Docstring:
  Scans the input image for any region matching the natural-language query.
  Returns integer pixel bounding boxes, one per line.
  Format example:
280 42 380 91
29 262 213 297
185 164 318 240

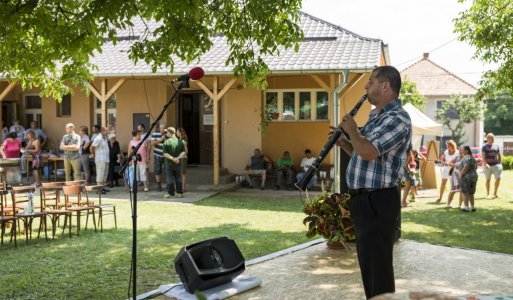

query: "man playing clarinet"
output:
336 66 412 299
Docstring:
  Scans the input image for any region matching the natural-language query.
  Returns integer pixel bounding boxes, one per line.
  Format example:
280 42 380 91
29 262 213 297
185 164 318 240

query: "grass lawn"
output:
0 193 311 299
0 170 512 299
401 169 513 254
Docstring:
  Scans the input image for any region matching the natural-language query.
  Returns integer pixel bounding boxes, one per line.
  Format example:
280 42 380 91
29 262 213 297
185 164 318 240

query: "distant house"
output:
0 12 389 184
401 53 483 148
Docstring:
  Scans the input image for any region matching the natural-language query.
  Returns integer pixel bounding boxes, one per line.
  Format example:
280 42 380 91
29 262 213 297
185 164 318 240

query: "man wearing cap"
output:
60 123 81 181
162 127 186 198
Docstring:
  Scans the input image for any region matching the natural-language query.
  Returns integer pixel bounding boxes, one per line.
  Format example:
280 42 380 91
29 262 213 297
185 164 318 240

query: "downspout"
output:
333 70 349 193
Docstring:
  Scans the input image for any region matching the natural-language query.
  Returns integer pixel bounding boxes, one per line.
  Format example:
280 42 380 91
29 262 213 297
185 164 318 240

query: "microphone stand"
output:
119 79 188 300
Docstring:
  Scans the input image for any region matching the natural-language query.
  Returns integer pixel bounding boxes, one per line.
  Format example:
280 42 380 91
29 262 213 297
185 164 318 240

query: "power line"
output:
394 37 459 67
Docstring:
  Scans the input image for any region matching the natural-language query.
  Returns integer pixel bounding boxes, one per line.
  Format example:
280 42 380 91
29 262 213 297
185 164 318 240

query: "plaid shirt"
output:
92 134 110 163
346 99 412 189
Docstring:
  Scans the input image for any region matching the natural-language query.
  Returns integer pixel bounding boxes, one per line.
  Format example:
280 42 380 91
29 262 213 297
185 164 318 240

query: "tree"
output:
435 94 482 146
0 0 303 99
484 92 513 135
399 77 426 109
454 0 513 97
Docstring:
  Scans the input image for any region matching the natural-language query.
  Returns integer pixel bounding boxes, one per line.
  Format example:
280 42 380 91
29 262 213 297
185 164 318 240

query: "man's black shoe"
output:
274 185 280 190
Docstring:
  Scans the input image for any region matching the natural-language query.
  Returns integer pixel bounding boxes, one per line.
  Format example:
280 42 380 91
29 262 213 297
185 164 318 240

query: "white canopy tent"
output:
403 103 443 148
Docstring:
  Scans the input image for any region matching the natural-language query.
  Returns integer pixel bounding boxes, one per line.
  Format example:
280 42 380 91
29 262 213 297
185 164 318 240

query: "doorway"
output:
178 93 214 165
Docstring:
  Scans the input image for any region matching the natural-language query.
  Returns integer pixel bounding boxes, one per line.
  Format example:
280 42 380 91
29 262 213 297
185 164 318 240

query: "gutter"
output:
88 68 374 79
332 70 350 193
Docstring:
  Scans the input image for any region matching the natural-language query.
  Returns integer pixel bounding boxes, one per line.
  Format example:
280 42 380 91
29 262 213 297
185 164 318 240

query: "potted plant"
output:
302 190 356 249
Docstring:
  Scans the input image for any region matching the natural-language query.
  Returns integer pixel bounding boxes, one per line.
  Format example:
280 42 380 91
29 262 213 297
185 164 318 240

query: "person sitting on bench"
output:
274 150 294 191
243 148 271 190
296 149 317 190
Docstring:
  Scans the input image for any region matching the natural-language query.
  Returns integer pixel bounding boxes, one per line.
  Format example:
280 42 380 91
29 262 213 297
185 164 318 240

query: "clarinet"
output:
295 94 368 191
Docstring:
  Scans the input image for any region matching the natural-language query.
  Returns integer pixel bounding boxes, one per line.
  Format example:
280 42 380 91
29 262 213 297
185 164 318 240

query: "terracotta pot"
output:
326 240 347 250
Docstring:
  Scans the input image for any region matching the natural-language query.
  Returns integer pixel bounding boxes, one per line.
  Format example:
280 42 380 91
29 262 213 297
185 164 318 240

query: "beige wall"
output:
114 78 171 152
220 86 262 173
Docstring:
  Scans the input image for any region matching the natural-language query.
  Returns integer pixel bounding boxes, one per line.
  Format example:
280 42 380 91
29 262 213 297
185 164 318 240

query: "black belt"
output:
348 186 397 195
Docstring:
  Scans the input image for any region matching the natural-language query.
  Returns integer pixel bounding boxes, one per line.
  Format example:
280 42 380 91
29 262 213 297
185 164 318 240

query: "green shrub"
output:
502 156 513 170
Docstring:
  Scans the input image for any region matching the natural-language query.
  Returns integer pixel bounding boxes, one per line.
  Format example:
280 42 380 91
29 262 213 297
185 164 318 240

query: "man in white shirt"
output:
295 149 317 189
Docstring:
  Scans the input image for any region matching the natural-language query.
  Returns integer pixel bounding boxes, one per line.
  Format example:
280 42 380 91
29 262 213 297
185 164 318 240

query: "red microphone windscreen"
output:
188 67 204 80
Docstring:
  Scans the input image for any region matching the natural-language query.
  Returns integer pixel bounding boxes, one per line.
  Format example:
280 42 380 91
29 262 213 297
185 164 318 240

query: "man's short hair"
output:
486 133 495 140
66 123 75 129
373 66 402 96
305 149 311 154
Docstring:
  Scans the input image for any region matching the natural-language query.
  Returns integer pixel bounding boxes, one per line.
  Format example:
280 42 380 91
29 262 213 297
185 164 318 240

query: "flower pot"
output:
326 240 347 250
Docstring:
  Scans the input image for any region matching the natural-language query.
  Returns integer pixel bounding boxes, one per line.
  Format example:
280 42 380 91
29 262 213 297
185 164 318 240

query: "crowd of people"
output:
400 132 502 212
0 120 190 197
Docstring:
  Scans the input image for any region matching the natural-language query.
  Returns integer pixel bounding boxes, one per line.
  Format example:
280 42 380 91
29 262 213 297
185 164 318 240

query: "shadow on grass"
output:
401 206 513 255
194 193 305 213
0 223 310 300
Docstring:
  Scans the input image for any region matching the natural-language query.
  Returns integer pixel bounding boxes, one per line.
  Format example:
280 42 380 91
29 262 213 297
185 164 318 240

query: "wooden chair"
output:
11 186 48 243
40 182 66 209
64 180 86 186
63 185 97 236
85 185 117 232
0 190 16 246
40 182 72 239
64 180 88 206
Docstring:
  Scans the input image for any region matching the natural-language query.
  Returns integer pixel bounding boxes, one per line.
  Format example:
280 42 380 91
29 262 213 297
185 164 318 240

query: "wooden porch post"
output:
0 81 17 140
196 77 237 185
101 79 107 127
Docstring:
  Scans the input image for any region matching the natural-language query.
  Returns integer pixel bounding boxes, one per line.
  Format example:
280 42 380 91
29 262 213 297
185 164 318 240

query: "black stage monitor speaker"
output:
174 237 246 293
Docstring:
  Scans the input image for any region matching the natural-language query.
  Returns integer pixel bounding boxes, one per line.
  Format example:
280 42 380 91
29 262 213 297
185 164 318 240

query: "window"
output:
265 92 278 113
283 92 295 120
57 93 72 117
299 92 311 120
316 92 329 120
264 89 329 121
436 100 458 119
25 95 41 109
24 95 42 128
95 95 117 128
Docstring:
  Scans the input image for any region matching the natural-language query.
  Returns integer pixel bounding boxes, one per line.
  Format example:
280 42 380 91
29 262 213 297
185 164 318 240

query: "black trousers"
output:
349 187 401 299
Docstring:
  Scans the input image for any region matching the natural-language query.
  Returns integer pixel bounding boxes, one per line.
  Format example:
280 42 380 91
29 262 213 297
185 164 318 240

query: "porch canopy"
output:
403 103 443 137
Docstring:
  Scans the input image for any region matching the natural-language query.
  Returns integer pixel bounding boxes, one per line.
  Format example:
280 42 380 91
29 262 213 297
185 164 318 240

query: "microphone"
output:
172 67 205 83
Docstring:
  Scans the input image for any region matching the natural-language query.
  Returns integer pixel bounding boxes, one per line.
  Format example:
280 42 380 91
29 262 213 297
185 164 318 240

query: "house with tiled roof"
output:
0 12 388 185
401 53 483 148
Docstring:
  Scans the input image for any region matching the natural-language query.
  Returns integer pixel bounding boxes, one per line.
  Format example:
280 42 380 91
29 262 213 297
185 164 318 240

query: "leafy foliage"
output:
454 0 513 96
302 191 355 244
484 92 513 135
400 77 426 109
0 0 303 99
435 94 482 145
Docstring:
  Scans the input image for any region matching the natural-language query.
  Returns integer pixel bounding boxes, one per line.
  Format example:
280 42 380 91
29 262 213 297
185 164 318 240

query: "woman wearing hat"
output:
0 132 21 158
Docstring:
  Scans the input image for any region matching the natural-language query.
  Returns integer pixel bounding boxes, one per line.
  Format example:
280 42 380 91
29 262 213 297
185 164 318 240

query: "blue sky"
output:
302 0 496 87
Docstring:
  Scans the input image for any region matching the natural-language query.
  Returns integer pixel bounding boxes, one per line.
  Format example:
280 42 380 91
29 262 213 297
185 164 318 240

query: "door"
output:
178 93 213 164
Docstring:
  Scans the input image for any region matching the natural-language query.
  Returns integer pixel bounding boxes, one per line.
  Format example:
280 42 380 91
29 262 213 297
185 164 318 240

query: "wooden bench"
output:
238 164 334 190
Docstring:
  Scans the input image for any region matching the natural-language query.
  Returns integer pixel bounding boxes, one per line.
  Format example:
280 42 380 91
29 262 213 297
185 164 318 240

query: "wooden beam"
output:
213 76 219 185
310 75 330 91
101 79 107 127
87 82 103 102
195 80 215 99
104 78 126 102
0 81 17 102
217 78 237 100
339 73 365 98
